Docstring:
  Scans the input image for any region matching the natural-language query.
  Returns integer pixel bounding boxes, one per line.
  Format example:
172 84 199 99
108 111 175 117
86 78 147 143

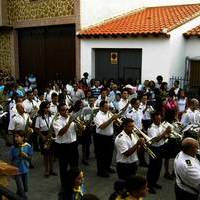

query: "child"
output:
10 131 33 199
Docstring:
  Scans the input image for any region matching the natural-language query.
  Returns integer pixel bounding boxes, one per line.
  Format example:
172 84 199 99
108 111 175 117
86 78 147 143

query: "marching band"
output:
1 77 200 200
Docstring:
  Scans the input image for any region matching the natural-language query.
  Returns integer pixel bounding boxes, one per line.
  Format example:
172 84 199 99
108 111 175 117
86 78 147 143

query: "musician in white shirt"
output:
53 103 78 188
118 89 130 117
126 98 143 130
35 101 56 177
181 98 200 127
146 112 171 194
49 92 58 116
9 96 24 120
23 91 39 118
8 103 32 133
94 88 114 109
174 138 200 200
115 118 144 180
94 100 118 177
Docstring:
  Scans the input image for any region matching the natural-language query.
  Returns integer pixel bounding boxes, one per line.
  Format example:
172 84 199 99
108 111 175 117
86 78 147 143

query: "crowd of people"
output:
0 70 200 200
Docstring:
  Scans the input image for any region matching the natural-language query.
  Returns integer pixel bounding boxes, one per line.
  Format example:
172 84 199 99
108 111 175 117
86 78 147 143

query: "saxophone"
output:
24 115 33 140
43 114 59 150
29 102 39 119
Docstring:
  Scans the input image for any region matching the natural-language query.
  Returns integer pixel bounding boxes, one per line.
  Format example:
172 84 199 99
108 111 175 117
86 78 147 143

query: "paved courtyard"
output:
0 139 175 200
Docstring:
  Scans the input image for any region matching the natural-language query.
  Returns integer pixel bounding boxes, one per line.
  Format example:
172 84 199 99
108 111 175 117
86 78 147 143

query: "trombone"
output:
133 125 153 145
132 129 157 159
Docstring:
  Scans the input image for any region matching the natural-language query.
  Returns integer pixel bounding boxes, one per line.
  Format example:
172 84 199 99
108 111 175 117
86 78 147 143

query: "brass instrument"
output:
24 115 33 140
43 114 59 150
133 125 153 145
161 121 183 140
108 111 124 126
25 127 34 140
29 105 39 119
131 129 157 159
43 134 55 150
71 111 87 136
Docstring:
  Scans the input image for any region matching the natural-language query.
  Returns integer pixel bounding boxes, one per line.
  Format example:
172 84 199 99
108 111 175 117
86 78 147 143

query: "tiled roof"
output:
78 4 200 38
184 25 200 38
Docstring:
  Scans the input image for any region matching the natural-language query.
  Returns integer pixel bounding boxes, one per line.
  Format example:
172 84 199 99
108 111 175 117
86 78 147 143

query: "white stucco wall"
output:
80 6 200 83
80 0 200 28
168 15 200 77
186 38 200 59
80 38 171 82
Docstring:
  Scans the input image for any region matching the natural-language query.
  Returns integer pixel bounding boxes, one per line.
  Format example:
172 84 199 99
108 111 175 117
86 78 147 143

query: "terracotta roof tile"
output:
78 4 200 38
184 25 200 38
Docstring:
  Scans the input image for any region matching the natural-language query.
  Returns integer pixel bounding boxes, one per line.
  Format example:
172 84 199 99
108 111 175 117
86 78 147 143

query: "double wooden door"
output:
18 24 76 88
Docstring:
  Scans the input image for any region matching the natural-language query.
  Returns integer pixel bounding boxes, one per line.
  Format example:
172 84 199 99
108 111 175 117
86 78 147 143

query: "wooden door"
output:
18 25 76 88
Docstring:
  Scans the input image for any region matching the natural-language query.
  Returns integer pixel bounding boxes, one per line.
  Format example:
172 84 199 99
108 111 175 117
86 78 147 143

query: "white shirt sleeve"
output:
8 118 15 131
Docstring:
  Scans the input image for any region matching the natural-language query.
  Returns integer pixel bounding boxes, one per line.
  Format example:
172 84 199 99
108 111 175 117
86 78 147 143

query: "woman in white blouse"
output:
35 101 57 177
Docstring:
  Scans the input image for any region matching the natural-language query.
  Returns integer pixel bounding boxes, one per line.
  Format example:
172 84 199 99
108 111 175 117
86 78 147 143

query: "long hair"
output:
38 101 50 118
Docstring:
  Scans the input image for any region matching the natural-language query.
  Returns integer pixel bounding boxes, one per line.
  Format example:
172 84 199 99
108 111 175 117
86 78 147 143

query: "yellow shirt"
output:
125 196 143 200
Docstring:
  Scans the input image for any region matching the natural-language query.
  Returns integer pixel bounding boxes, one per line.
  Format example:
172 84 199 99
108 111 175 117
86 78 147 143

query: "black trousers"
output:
95 134 114 174
116 162 138 180
54 141 79 188
175 184 198 200
146 145 164 187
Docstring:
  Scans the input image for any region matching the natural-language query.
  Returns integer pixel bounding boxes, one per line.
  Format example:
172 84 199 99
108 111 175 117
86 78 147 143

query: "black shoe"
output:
97 172 110 178
148 187 156 194
153 184 162 189
107 168 116 174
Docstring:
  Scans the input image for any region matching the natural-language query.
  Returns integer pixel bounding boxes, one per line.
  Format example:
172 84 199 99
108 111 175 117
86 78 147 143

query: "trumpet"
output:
132 129 157 159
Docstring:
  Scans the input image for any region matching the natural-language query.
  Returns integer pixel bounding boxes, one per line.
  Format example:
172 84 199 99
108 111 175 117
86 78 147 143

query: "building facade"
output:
0 0 80 85
1 0 200 85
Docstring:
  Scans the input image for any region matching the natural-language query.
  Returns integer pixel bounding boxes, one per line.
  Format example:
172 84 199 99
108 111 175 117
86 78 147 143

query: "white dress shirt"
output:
8 113 31 131
115 130 138 163
94 110 114 136
23 99 38 114
53 115 77 144
35 115 53 131
174 151 200 195
147 123 165 147
181 108 200 126
126 107 143 130
118 98 131 117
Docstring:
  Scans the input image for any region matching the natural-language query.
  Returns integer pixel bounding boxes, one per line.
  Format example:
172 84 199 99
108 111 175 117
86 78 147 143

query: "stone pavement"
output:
0 139 175 200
